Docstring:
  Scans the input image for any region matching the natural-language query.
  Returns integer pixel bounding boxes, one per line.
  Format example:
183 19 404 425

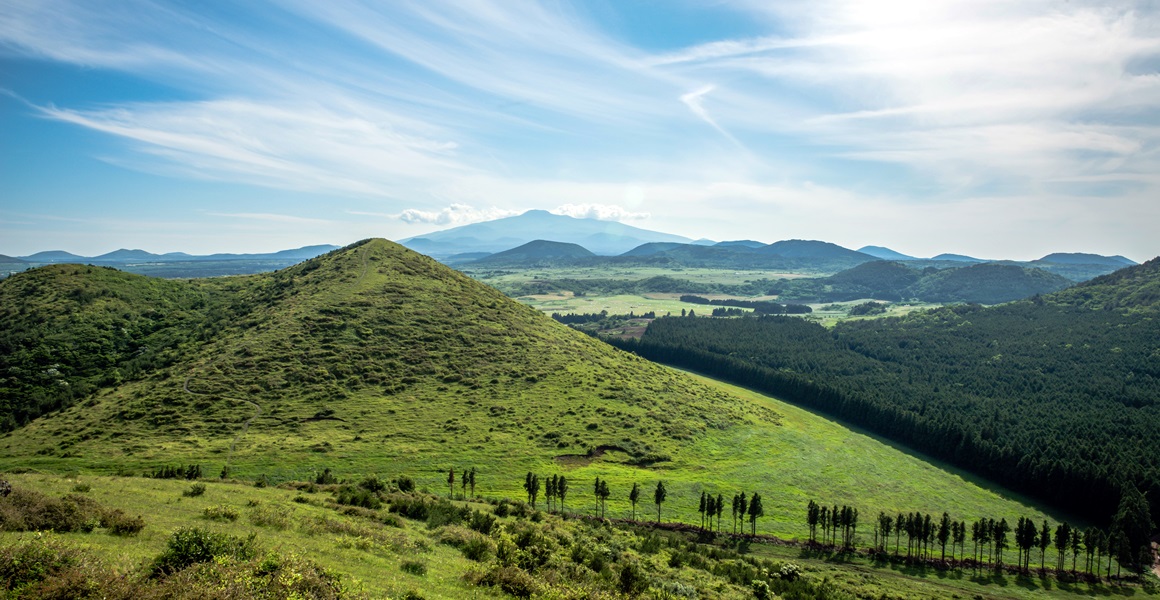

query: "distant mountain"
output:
470 240 595 265
715 240 765 249
0 254 28 263
759 240 874 261
398 210 692 256
93 249 161 262
931 253 984 263
620 242 688 257
20 250 86 262
1036 252 1136 267
690 238 717 246
857 246 917 261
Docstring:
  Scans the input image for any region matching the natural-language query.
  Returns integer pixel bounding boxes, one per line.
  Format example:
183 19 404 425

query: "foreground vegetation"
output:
4 473 1157 600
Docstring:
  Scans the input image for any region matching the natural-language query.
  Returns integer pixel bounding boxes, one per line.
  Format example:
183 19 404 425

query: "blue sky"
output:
2 0 1158 261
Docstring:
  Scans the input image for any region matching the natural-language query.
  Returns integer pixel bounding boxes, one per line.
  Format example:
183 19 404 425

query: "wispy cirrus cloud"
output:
2 0 1159 259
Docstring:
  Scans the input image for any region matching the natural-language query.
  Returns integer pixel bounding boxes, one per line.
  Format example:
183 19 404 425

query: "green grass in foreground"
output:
3 474 1156 600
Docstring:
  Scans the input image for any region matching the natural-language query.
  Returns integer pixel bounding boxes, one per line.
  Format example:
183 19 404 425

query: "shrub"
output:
103 509 146 535
72 483 91 493
0 488 103 533
0 537 90 591
619 559 651 596
469 565 539 598
359 475 387 493
202 505 239 522
183 483 206 497
315 468 338 485
151 526 257 576
400 560 427 576
254 474 269 488
469 509 497 535
751 580 771 600
292 495 310 504
249 504 291 529
493 502 511 518
462 535 496 562
778 562 801 581
395 476 415 493
337 486 382 510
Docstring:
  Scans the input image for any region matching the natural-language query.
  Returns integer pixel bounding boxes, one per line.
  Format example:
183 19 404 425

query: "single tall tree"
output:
1054 522 1071 571
699 491 707 530
598 478 610 518
715 493 724 532
938 513 951 561
748 493 764 535
629 482 640 521
468 467 476 498
654 481 667 523
558 475 568 514
1038 520 1051 572
448 467 455 499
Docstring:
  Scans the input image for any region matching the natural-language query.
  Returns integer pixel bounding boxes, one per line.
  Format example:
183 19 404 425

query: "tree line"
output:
678 295 812 314
604 308 1160 533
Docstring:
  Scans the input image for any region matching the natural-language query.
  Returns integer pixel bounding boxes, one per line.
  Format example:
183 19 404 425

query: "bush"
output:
103 509 146 535
493 502 511 518
336 486 382 510
72 483 91 493
254 474 269 488
400 560 427 576
359 475 387 493
202 505 239 522
751 580 771 600
315 468 338 485
469 509 497 535
395 476 415 493
151 526 257 576
462 535 496 562
469 565 539 598
619 559 651 596
0 488 103 533
249 504 291 529
182 483 206 497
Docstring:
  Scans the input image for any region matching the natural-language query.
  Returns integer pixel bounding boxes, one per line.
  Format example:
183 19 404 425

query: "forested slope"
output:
611 259 1160 528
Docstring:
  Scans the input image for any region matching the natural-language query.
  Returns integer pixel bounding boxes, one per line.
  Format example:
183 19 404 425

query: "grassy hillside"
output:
5 473 1155 600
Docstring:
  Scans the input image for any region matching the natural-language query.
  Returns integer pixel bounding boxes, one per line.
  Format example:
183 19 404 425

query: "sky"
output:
1 0 1158 261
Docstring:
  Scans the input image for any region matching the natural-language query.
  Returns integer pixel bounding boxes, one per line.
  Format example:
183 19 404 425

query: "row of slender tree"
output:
809 501 1150 579
517 472 768 534
457 467 1153 577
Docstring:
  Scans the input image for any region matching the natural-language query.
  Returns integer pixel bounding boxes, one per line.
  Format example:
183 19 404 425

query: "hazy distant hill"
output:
620 242 688 257
3 245 342 279
759 239 873 261
930 253 983 263
857 245 917 261
715 240 766 249
470 239 595 265
399 209 692 256
1037 252 1136 267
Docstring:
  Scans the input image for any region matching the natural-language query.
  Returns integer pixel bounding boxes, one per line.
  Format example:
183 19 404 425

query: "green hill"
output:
470 239 595 265
0 240 749 473
907 263 1072 303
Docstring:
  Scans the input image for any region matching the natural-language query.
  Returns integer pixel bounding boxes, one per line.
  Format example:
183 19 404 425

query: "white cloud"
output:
397 204 519 226
551 204 649 221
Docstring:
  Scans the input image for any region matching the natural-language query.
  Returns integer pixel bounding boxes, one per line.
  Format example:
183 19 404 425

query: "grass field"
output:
3 472 1154 600
2 365 1078 554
